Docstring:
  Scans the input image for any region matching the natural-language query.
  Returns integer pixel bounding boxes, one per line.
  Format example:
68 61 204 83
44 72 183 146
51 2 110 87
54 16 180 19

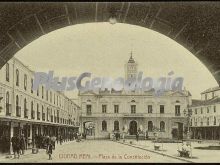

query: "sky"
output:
15 22 218 99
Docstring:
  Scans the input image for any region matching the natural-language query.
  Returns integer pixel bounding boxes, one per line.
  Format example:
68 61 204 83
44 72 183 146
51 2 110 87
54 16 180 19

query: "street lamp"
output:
184 105 192 139
109 16 117 25
108 7 121 25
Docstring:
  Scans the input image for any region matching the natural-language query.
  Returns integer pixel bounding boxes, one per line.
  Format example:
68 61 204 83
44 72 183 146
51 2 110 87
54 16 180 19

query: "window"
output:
6 63 9 82
207 118 209 126
102 120 107 131
86 105 92 115
102 105 107 113
195 118 197 126
148 105 152 113
114 121 119 131
201 107 203 114
57 110 59 123
16 69 19 86
195 108 197 114
214 106 216 113
54 93 56 104
6 91 10 115
160 121 165 132
24 74 27 90
16 95 20 117
24 98 28 118
114 105 119 113
175 105 180 116
131 105 136 114
51 109 53 122
37 88 39 96
37 103 40 120
214 117 216 125
31 78 33 93
42 106 45 121
160 105 164 114
31 101 35 119
42 86 44 99
47 107 50 121
207 107 209 113
148 121 153 132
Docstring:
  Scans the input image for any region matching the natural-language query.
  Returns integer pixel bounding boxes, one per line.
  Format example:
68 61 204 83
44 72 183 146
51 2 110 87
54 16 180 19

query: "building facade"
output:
0 58 80 154
190 86 220 140
79 55 192 139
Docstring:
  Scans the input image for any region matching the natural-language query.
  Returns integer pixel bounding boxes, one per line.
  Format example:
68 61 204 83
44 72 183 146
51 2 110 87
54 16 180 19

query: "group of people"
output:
11 134 26 159
113 130 149 141
10 131 84 160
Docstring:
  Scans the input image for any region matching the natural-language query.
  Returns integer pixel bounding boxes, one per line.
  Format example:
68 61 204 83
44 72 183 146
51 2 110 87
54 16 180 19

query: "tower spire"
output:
130 51 133 59
128 50 135 63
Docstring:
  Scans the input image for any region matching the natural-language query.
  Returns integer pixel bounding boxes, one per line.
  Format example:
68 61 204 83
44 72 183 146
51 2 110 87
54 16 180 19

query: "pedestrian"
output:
56 135 59 144
51 136 56 149
47 142 53 160
145 130 149 140
20 134 26 155
59 135 63 145
73 132 77 140
136 132 139 142
11 135 20 159
44 135 50 152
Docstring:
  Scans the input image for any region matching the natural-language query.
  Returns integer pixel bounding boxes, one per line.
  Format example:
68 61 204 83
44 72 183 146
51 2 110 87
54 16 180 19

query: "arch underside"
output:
0 2 220 84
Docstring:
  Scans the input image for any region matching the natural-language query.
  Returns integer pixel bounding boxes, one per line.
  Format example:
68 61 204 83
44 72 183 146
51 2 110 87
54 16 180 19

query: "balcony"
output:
37 111 40 120
123 113 144 117
16 106 21 117
24 109 29 118
81 112 186 118
175 113 181 117
6 103 12 116
31 110 35 119
86 112 92 116
42 113 45 121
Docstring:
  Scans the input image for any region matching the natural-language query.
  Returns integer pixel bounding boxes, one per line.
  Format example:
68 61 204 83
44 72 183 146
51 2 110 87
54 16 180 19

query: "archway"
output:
83 121 95 137
114 120 119 131
0 3 220 84
129 120 137 135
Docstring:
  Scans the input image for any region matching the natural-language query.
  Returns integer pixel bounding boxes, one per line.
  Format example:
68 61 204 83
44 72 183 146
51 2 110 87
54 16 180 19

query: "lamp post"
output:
184 105 192 140
108 7 122 25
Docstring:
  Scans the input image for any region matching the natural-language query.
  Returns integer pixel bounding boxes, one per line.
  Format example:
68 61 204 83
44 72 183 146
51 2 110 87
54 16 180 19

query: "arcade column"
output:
9 121 13 156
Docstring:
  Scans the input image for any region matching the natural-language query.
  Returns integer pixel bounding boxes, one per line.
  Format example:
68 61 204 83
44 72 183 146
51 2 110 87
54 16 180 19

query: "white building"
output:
190 86 220 140
0 57 80 154
79 54 191 139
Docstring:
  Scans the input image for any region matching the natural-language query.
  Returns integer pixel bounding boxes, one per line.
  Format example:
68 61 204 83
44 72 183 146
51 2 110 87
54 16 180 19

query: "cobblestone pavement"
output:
0 140 186 163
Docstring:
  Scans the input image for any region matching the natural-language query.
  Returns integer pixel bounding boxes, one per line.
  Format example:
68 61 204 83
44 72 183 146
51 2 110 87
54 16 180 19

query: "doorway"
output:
129 120 137 135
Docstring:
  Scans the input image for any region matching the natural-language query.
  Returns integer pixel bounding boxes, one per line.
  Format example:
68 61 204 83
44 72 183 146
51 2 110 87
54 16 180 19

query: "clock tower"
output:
125 51 138 79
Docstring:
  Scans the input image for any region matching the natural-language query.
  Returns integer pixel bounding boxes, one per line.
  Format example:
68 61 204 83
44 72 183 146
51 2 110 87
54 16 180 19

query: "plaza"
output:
0 140 186 163
0 2 220 163
0 139 220 163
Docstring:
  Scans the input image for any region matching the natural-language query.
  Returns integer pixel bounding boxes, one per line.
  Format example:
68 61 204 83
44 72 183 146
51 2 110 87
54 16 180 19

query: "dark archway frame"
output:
0 2 220 84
